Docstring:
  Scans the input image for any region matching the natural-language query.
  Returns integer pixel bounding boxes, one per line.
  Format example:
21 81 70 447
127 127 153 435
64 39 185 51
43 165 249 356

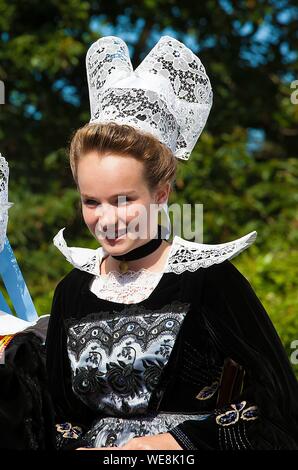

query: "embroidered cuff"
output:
168 427 197 450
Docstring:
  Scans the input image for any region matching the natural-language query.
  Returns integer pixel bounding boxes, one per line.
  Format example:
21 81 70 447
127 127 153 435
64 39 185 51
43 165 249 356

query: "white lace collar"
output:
53 228 257 277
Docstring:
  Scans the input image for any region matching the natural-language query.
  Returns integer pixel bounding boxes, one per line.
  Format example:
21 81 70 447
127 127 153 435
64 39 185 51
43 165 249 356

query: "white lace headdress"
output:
0 154 14 253
86 35 213 160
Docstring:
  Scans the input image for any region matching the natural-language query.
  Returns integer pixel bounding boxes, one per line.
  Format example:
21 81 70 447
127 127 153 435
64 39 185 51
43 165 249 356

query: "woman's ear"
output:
155 182 171 205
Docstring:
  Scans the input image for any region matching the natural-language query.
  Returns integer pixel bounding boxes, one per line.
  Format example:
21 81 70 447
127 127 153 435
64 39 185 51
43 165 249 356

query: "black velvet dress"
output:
45 228 298 450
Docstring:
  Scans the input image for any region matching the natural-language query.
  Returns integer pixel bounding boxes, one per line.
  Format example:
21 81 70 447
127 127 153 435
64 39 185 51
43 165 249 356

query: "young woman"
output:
45 35 298 450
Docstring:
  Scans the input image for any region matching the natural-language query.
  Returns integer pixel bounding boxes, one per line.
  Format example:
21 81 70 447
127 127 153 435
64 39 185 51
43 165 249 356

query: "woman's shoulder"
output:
54 267 91 297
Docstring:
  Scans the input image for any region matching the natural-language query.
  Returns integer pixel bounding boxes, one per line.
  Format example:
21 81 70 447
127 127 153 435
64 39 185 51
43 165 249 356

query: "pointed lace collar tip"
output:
166 230 257 273
53 227 103 276
173 230 257 249
225 230 257 261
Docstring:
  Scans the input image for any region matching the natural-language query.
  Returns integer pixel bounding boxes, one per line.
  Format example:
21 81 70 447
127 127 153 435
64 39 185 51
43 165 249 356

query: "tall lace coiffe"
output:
0 154 14 253
86 35 213 161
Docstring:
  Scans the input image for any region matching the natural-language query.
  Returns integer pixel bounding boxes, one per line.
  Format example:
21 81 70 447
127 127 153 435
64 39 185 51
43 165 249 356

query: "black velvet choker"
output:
111 225 163 273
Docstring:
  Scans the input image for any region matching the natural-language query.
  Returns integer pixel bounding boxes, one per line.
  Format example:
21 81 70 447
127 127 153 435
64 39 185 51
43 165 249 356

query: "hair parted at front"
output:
69 122 177 193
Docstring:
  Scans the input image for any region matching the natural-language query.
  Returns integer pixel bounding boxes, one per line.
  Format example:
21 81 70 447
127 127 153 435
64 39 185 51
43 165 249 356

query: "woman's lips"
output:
106 229 127 241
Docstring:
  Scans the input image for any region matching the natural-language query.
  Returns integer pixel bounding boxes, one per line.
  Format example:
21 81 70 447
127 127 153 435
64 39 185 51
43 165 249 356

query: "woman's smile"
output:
105 228 128 243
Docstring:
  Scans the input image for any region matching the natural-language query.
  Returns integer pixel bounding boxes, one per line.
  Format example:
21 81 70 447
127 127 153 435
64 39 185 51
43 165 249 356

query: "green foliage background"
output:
0 0 297 377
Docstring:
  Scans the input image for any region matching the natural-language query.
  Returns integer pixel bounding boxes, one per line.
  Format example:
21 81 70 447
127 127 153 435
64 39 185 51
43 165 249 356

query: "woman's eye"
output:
83 199 98 206
83 198 132 206
117 198 132 205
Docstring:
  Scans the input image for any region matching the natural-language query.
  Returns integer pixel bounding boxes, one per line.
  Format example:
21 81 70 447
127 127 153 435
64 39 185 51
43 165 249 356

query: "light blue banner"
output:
0 237 38 321
0 289 12 313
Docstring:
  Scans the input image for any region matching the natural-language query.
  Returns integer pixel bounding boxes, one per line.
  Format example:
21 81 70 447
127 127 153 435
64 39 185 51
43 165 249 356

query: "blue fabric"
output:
0 289 12 313
0 237 38 321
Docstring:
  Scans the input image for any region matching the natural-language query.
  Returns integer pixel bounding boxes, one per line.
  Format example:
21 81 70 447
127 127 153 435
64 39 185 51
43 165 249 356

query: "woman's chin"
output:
101 233 134 250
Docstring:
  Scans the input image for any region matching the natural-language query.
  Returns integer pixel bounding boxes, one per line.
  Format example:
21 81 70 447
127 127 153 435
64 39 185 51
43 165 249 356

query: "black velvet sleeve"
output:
45 276 95 449
169 260 298 450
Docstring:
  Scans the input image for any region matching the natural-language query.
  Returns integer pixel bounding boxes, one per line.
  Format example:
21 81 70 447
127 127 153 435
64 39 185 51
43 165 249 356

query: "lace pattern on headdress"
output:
0 154 12 253
86 35 213 160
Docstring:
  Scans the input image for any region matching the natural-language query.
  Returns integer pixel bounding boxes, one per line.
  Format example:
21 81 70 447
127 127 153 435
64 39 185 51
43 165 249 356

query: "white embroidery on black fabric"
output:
66 301 190 416
227 427 234 449
232 426 241 450
168 426 198 450
237 424 248 450
242 421 254 449
217 404 256 449
223 427 229 448
218 426 223 450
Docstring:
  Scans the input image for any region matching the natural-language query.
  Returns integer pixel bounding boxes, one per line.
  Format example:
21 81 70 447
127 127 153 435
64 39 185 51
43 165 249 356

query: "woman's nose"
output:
94 204 118 230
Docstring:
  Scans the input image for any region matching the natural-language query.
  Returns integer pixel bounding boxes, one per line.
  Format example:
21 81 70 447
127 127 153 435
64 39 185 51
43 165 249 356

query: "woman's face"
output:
77 150 169 254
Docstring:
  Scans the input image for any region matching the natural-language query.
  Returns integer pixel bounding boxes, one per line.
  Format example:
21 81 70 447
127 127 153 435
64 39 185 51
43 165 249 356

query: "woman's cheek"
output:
82 207 95 227
118 205 135 223
125 202 147 221
81 206 88 222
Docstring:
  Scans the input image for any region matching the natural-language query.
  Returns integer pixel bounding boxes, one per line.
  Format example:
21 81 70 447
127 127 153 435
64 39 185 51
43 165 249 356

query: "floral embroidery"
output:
106 360 143 397
196 381 219 400
67 302 190 415
143 358 164 391
56 422 82 439
215 401 258 427
73 366 108 395
241 405 259 421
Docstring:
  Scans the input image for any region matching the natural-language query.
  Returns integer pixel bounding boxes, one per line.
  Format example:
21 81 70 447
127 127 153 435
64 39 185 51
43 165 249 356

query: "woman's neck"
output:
100 240 172 275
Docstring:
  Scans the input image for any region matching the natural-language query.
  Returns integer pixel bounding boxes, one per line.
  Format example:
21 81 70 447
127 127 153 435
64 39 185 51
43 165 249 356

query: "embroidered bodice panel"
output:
65 301 190 417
